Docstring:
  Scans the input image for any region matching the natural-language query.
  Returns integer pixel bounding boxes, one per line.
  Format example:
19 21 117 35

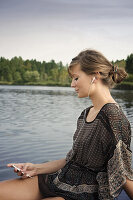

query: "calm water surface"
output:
0 85 133 199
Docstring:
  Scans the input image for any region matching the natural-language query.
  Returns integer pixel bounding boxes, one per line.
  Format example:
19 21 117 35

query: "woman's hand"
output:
7 163 37 179
7 158 66 178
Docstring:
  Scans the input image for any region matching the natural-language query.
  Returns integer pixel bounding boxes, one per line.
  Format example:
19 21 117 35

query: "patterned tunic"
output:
41 103 133 200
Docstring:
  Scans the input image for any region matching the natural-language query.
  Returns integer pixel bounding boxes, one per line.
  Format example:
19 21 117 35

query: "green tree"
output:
50 68 59 81
42 72 48 81
2 65 10 81
125 54 133 74
14 72 22 82
59 68 69 84
7 74 13 82
23 71 40 82
31 71 40 82
0 57 11 81
45 60 57 76
23 71 31 82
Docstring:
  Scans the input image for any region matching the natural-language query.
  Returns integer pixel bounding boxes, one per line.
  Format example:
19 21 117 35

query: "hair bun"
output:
111 65 127 83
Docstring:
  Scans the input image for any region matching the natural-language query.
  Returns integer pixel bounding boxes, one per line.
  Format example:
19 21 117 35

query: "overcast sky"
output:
0 0 133 64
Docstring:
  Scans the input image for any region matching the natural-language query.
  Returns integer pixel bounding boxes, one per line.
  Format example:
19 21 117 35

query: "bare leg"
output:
0 176 42 200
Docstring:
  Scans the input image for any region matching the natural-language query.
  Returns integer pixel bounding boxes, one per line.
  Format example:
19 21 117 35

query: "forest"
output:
0 57 70 86
0 53 133 88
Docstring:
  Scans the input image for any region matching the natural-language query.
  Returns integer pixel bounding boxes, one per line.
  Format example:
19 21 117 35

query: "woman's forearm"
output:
123 177 133 200
35 158 66 175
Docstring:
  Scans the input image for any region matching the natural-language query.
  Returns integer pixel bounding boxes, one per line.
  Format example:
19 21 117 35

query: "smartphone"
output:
12 164 24 174
12 164 32 178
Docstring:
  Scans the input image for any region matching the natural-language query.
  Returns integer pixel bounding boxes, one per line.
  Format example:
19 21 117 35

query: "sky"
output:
0 0 133 65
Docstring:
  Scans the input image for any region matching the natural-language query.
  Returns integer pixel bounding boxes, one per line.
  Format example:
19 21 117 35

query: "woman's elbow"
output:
123 176 133 200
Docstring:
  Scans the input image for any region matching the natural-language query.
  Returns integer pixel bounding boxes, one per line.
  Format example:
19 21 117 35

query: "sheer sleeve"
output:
103 104 133 198
65 148 73 163
65 108 86 163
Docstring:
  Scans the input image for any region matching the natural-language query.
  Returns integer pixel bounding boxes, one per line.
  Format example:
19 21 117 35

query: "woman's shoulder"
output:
102 103 131 144
101 102 131 128
101 103 128 122
101 102 120 116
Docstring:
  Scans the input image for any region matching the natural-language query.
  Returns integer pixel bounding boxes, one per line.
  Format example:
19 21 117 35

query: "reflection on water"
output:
112 89 133 108
0 86 133 190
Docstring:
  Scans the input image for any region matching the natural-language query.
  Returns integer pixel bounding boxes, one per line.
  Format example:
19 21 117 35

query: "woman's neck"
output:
90 85 116 111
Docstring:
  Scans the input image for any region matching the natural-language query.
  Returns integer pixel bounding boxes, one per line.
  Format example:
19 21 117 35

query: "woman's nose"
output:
71 79 76 88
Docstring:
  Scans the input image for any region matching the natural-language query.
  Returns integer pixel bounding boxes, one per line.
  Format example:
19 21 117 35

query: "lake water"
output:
0 85 133 199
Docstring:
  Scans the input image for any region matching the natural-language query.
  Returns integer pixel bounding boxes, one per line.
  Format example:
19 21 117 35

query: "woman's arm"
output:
123 177 133 200
7 158 66 178
35 158 66 175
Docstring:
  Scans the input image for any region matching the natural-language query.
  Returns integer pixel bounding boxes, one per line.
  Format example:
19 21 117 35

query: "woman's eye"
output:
74 77 78 81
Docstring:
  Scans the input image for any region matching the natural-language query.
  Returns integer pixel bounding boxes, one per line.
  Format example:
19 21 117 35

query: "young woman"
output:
0 49 133 200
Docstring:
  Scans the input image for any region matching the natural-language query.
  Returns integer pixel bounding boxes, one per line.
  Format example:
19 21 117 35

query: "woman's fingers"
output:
14 168 19 173
22 163 34 175
7 163 24 169
17 171 24 176
7 162 33 178
23 163 32 172
13 167 28 178
7 163 15 167
7 163 25 175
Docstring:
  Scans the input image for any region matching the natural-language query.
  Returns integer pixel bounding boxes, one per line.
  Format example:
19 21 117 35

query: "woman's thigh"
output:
0 176 42 200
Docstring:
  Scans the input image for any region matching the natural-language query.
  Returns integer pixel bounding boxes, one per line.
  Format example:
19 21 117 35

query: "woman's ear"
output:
95 72 101 80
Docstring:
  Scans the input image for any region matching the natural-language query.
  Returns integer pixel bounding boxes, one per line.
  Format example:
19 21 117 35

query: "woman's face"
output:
70 64 93 98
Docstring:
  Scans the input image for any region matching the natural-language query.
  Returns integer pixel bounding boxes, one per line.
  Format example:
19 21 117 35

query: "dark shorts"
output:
38 174 72 200
38 174 100 200
38 174 58 198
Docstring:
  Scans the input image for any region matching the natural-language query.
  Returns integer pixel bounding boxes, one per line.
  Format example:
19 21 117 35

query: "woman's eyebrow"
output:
71 73 79 76
70 73 79 78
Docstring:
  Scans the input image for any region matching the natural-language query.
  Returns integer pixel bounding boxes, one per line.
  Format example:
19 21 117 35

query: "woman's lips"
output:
75 90 79 93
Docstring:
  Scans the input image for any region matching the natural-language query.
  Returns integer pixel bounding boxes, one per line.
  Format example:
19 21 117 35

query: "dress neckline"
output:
85 102 119 124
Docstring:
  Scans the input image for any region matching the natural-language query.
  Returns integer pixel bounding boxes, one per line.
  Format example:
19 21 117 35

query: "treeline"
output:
0 57 71 86
0 53 132 86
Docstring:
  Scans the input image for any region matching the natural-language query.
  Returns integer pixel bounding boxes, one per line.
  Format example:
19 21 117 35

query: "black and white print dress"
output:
38 103 133 200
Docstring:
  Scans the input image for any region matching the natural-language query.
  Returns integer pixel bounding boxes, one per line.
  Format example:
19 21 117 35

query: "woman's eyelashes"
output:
74 77 78 81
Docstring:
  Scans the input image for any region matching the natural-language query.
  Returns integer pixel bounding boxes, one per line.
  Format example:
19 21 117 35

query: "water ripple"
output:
0 85 133 181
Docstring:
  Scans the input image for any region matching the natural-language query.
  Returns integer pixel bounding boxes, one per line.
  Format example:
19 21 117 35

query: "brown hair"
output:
68 49 127 88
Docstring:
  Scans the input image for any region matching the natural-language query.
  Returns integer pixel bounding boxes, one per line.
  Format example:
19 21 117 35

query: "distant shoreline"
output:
0 81 70 87
115 82 133 90
0 81 133 90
